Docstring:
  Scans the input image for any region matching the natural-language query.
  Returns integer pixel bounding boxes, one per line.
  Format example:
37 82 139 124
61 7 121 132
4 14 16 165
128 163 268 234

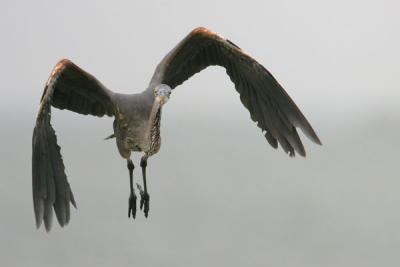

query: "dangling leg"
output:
136 156 150 217
127 159 137 219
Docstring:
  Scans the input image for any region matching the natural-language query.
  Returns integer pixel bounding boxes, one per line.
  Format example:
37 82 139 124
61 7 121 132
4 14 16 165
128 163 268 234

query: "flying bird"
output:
32 27 321 231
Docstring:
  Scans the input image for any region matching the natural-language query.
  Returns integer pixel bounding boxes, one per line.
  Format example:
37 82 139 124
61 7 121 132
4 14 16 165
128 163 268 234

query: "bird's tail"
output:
104 133 115 140
32 105 76 232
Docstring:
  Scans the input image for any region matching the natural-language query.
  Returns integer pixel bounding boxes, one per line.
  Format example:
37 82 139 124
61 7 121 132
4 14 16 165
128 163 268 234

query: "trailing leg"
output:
137 156 150 217
127 159 137 219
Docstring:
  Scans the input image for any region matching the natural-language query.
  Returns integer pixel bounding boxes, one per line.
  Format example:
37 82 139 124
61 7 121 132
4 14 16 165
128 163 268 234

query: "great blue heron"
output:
32 27 321 231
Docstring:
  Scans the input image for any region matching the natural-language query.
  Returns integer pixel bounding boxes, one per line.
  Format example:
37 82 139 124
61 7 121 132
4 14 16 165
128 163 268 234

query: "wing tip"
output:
305 128 322 146
296 117 322 146
34 213 42 230
297 148 306 158
314 135 323 146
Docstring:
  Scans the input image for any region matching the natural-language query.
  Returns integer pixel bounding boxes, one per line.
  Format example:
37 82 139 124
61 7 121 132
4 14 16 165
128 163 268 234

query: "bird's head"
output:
154 84 171 105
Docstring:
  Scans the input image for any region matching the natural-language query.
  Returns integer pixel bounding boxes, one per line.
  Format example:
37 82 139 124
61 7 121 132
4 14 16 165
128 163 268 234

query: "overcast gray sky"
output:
1 1 399 267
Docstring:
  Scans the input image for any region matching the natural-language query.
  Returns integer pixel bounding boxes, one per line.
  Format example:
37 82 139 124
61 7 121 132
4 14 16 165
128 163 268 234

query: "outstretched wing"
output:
151 27 321 156
32 59 115 231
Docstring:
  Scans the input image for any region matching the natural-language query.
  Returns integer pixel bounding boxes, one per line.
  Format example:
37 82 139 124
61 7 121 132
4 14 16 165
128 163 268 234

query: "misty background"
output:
1 1 399 266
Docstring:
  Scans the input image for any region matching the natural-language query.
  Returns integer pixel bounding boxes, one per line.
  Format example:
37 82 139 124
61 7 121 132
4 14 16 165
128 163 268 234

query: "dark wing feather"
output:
32 59 114 231
151 27 321 156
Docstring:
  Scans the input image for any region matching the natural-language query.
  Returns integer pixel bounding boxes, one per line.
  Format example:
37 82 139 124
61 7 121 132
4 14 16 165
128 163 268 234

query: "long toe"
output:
128 194 137 219
140 195 145 211
135 183 149 217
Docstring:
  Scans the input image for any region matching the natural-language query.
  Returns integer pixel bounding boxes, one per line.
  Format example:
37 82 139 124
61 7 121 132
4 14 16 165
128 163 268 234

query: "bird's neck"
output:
145 99 162 154
148 99 162 132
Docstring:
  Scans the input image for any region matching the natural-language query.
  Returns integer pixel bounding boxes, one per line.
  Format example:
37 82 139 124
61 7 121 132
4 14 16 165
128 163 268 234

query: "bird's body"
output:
112 90 160 158
32 27 321 231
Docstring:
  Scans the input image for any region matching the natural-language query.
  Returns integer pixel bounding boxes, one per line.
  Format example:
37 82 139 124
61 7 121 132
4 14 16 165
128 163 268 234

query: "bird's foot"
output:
128 193 137 219
136 183 150 218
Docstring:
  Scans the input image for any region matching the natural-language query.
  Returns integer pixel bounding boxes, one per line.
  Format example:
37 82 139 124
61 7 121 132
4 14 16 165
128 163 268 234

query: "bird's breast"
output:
114 118 151 158
117 109 162 158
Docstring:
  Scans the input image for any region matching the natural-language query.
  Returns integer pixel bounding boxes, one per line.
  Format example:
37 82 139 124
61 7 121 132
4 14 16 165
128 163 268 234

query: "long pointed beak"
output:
156 95 169 105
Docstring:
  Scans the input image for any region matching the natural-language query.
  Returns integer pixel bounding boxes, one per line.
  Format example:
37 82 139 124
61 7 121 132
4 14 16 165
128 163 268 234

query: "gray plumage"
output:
32 27 321 231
